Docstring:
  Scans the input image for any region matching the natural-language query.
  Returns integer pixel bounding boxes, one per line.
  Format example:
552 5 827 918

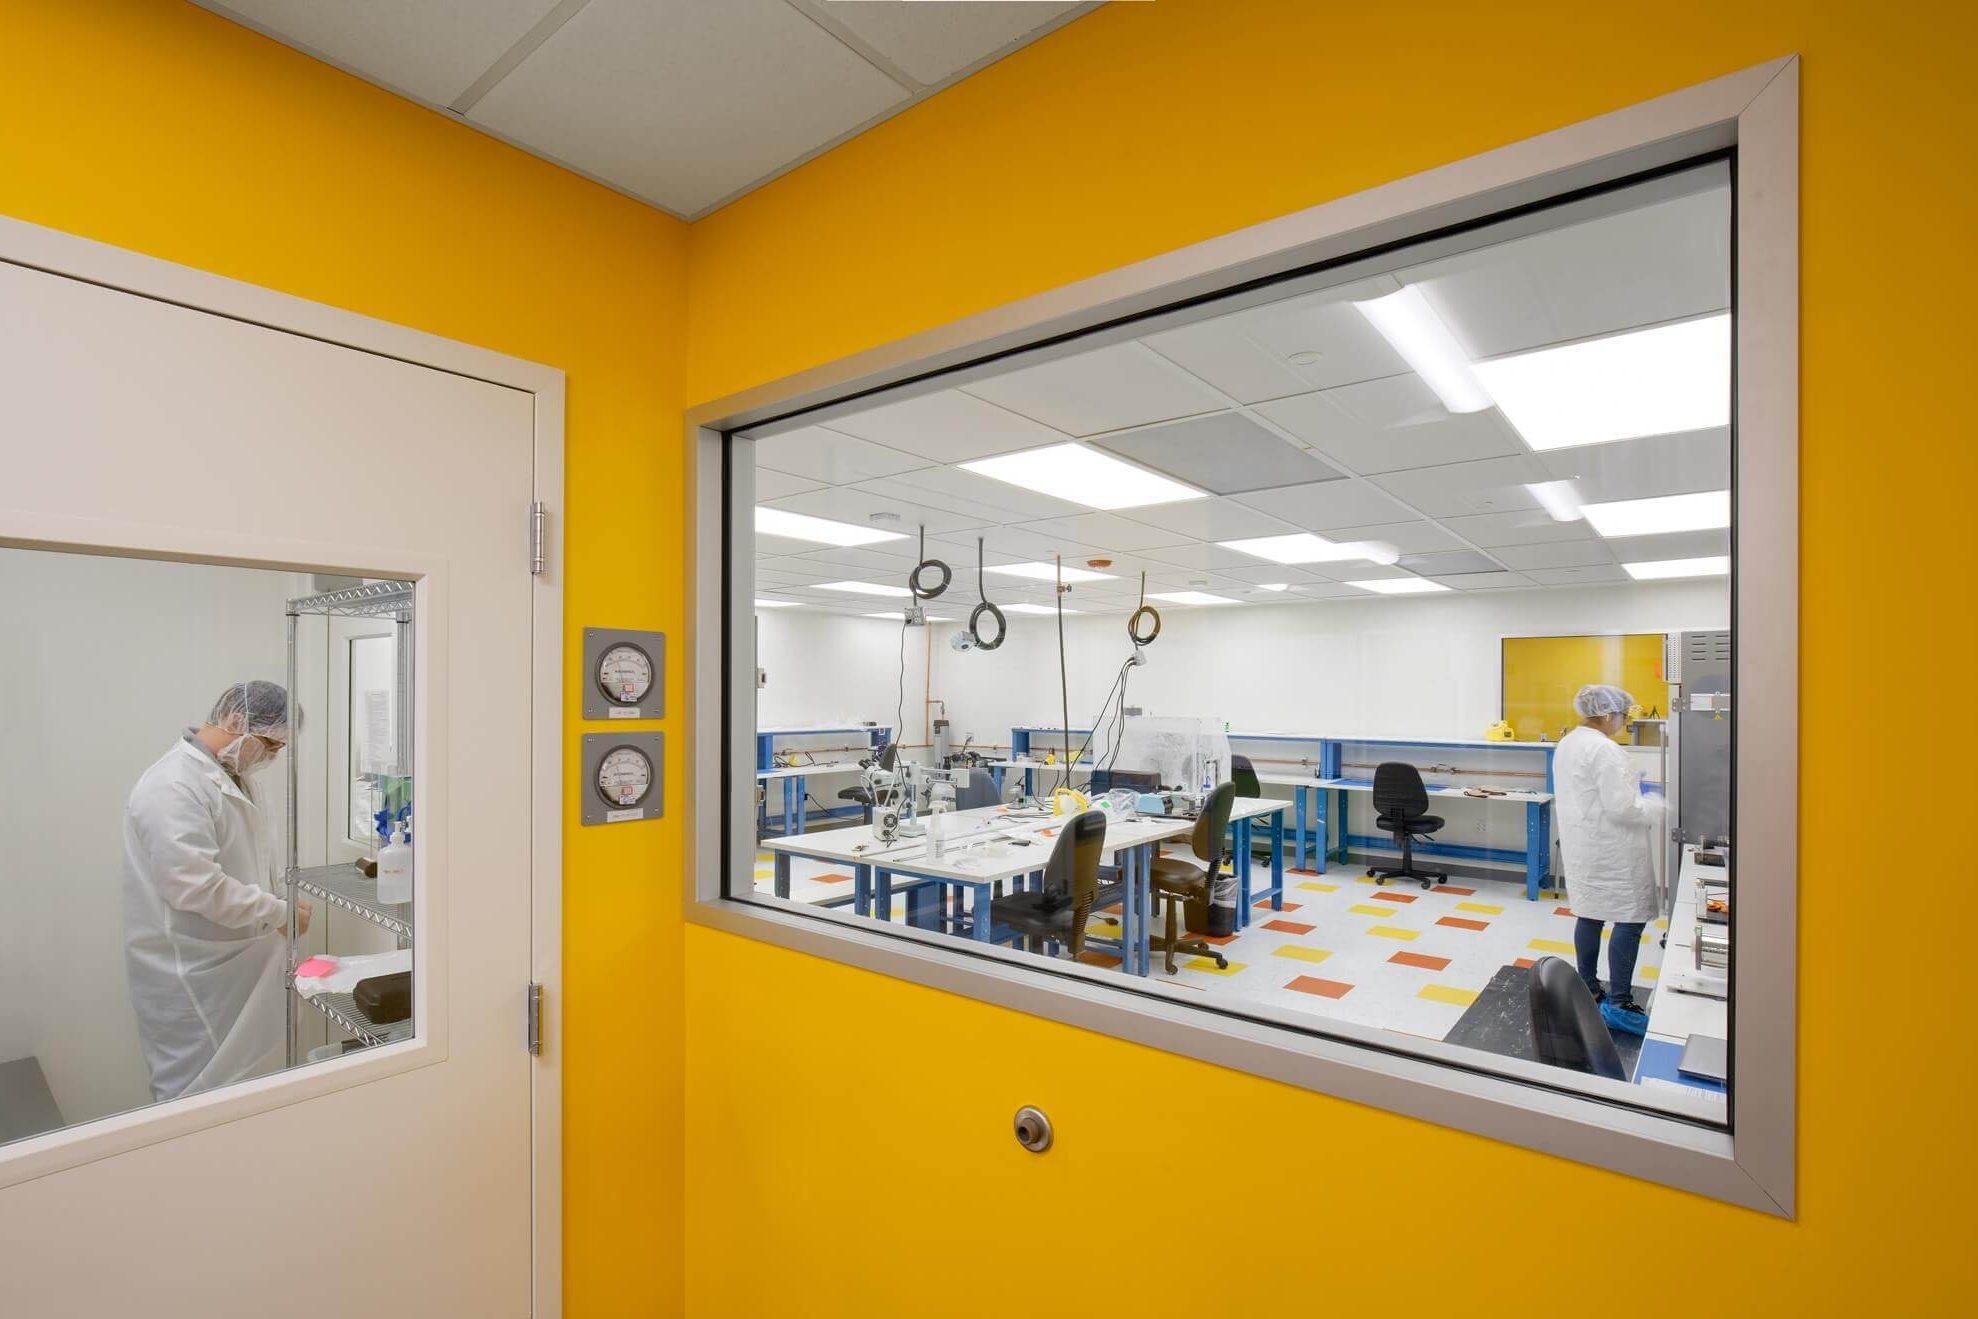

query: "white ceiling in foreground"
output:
193 0 1096 218
748 174 1735 617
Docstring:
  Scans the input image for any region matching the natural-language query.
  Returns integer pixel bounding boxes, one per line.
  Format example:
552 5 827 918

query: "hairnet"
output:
209 680 293 741
1572 684 1634 719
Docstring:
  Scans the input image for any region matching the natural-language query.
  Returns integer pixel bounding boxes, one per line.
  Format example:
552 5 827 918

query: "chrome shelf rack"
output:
290 862 412 939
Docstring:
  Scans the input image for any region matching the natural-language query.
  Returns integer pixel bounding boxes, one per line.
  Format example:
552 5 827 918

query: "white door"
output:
0 256 543 1315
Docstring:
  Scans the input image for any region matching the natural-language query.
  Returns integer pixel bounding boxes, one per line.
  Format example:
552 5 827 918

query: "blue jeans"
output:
1575 917 1645 1003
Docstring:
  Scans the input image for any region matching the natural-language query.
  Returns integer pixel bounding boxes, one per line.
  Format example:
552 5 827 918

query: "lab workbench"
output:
1633 844 1729 1100
755 724 891 835
758 797 1290 975
756 761 868 837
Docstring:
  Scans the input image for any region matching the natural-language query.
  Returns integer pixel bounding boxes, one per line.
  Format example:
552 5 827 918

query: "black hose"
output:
1129 572 1162 646
909 525 951 600
968 537 1005 650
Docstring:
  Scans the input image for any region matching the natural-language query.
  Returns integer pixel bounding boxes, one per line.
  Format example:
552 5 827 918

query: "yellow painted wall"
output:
683 1 1977 1315
0 3 689 1313
1502 633 1669 741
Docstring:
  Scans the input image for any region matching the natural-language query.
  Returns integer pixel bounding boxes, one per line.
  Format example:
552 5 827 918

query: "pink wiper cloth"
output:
294 956 338 979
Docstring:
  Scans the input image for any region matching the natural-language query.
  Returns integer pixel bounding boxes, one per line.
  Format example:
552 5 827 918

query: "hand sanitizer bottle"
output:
377 822 413 904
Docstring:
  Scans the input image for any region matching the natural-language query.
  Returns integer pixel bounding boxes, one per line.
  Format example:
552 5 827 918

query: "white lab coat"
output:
122 735 287 1102
1552 726 1662 923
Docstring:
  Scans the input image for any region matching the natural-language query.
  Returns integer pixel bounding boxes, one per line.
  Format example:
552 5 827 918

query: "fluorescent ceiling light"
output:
1352 286 1493 414
1525 480 1585 523
1256 583 1290 592
1345 578 1450 595
983 562 1115 584
865 611 954 621
1581 490 1730 538
959 443 1208 510
1622 556 1730 580
1474 314 1730 451
753 598 798 608
1147 591 1237 606
815 580 912 597
1219 532 1398 566
1001 602 1081 615
755 506 908 547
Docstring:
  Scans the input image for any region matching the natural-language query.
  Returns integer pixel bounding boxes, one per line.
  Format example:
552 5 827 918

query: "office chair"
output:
837 740 899 823
1230 754 1262 798
953 766 1001 811
1368 761 1446 891
1528 956 1627 1079
989 810 1109 957
1147 781 1236 973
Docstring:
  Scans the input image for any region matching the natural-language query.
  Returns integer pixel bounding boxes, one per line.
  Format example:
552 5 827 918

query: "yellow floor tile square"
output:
1347 904 1393 917
1183 957 1247 976
1418 984 1479 1007
1528 938 1574 954
1368 926 1419 941
1640 965 1660 981
1456 901 1503 915
1272 945 1334 964
1296 880 1339 893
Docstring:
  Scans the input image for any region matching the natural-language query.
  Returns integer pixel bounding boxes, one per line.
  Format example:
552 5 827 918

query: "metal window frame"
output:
687 57 1797 1214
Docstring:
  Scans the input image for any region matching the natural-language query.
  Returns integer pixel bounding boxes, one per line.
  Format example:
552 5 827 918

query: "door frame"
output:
0 214 567 1316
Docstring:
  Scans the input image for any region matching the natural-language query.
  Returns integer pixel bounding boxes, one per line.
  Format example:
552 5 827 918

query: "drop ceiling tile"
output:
1231 480 1412 532
766 485 993 536
756 531 844 558
1324 520 1467 555
1290 582 1369 599
749 425 932 484
1440 510 1600 548
1523 564 1632 586
1370 453 1554 518
1492 540 1619 570
199 1 564 105
1216 564 1329 586
751 467 826 501
1413 175 1731 358
823 388 1070 463
1140 279 1410 402
1010 512 1193 554
1537 428 1731 503
1117 496 1299 542
1139 542 1269 571
1603 528 1732 561
1256 376 1524 475
1399 550 1504 576
926 526 1107 564
814 0 1083 84
1091 412 1345 494
468 0 910 216
961 343 1226 436
787 547 923 576
861 467 1084 521
1431 570 1535 591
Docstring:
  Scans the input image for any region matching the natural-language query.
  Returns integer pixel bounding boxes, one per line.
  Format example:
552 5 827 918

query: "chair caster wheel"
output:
1373 875 1385 885
1420 879 1431 890
1435 876 1446 885
1216 956 1229 970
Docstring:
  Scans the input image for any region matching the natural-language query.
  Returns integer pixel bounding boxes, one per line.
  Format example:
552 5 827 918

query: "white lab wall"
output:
0 548 291 1130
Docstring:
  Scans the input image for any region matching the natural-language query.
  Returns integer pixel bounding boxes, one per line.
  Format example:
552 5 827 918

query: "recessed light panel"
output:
755 506 909 546
753 599 798 608
1345 578 1450 595
959 443 1208 510
983 562 1115 584
1352 286 1493 414
1622 556 1730 580
1256 583 1290 592
1524 480 1585 522
815 580 912 597
1475 314 1730 451
1147 591 1238 605
1581 490 1730 538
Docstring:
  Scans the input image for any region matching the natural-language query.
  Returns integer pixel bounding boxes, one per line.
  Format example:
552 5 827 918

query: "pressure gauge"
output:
581 732 664 825
596 643 654 708
596 745 654 809
582 627 666 719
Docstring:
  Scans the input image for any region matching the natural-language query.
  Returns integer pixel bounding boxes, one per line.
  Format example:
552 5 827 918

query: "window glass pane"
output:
732 160 1733 1124
0 547 417 1147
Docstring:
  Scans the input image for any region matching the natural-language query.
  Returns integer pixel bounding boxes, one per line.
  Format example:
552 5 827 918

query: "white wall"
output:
0 548 291 1130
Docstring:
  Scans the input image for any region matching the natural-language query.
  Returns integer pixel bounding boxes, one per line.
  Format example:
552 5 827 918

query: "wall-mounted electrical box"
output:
582 627 665 720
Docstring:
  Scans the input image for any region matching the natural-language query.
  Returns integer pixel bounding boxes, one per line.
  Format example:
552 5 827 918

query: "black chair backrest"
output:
1090 768 1159 794
1372 761 1429 817
1230 754 1261 798
1188 781 1237 869
1528 956 1626 1079
954 768 1000 810
876 741 899 772
1040 811 1107 952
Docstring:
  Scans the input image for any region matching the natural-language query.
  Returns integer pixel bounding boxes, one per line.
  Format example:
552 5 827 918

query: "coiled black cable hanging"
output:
1128 572 1162 647
968 537 1006 651
908 525 951 600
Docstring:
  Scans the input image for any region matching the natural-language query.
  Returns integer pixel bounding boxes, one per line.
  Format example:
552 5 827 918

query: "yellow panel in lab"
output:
1501 634 1669 741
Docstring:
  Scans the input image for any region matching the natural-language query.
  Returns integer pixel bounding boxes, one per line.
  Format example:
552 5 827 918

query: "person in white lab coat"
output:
122 681 311 1102
1552 684 1663 1036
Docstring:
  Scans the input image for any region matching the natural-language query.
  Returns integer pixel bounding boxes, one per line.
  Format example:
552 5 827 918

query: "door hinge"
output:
529 501 548 576
525 982 544 1056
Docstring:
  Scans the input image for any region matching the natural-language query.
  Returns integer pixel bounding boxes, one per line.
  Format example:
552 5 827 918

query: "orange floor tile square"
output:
1372 891 1417 904
1261 918 1315 934
1437 916 1489 931
1286 975 1353 999
1255 899 1302 911
1389 951 1451 971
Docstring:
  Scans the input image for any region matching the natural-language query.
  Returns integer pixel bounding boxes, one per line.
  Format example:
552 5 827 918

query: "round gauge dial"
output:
596 643 654 706
596 746 654 810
